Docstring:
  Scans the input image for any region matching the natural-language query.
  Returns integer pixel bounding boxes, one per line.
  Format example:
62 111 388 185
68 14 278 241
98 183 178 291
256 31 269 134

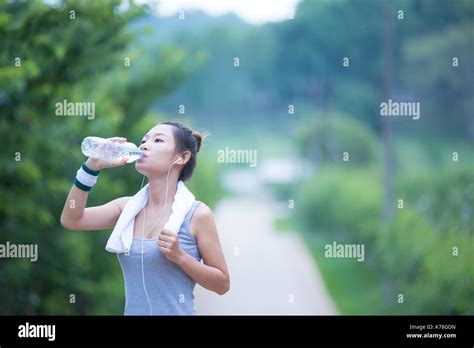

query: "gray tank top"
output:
117 201 202 315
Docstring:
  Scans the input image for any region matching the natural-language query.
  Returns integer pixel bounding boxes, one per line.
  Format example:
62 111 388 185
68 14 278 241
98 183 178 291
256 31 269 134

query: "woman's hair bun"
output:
192 130 203 153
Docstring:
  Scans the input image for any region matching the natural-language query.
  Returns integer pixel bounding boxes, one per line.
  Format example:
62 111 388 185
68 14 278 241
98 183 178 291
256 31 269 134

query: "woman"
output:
60 121 230 315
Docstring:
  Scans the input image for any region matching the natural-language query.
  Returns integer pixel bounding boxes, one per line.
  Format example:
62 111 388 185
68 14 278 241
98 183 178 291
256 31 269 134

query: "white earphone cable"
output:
140 157 181 315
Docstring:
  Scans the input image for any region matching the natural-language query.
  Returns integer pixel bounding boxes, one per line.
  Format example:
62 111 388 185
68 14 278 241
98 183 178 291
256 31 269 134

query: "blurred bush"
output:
295 167 382 242
296 113 380 168
187 153 225 208
295 164 474 314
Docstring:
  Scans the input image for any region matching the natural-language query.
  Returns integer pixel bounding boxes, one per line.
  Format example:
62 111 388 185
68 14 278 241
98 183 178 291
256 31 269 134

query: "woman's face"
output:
135 124 178 177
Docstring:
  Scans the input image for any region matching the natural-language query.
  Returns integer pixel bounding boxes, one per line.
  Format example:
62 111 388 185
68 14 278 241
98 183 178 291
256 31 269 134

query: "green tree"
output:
0 0 199 314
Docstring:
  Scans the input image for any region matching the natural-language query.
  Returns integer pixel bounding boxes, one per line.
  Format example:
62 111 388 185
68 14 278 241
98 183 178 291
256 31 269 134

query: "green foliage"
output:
272 0 474 140
294 164 474 314
296 167 382 242
297 113 381 167
186 153 224 209
0 0 132 307
277 0 474 313
377 206 473 314
394 165 474 233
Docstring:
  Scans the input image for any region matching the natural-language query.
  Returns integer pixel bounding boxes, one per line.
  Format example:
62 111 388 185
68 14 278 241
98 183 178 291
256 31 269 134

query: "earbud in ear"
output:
172 157 183 165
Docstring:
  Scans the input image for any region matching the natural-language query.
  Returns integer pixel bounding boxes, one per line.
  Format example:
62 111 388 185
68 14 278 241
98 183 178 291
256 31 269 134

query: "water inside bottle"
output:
126 150 143 163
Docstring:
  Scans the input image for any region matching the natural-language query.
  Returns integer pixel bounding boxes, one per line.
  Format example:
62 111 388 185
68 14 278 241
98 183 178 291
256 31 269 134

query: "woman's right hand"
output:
85 137 130 171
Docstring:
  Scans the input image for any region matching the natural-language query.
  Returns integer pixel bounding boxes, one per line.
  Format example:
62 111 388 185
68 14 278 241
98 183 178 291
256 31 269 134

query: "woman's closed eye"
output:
140 138 163 144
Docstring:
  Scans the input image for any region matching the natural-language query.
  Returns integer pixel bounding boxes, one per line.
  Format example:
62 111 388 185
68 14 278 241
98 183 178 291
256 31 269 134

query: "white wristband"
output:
76 166 99 188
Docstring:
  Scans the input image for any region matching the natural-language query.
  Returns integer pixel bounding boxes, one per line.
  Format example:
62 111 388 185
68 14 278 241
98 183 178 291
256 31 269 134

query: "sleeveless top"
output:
117 201 202 315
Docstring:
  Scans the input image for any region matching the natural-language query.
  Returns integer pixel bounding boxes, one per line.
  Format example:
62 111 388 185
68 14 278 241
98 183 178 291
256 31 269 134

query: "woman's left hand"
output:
158 229 184 264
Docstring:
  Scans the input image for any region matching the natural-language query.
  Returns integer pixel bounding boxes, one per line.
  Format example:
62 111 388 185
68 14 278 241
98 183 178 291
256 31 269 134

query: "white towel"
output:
105 180 195 254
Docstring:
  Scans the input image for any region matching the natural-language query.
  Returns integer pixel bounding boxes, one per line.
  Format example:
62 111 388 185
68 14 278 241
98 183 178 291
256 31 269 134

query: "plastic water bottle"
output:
81 136 143 163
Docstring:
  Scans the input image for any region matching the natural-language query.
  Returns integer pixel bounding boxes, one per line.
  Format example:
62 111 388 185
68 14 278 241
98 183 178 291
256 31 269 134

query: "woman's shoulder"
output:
193 201 213 219
117 196 132 212
189 201 214 239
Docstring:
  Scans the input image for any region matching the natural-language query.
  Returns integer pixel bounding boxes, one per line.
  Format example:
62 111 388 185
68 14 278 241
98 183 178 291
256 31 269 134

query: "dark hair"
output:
160 121 203 181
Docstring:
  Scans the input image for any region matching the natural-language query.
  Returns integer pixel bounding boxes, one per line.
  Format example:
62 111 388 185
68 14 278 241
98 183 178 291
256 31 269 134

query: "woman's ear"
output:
180 151 192 165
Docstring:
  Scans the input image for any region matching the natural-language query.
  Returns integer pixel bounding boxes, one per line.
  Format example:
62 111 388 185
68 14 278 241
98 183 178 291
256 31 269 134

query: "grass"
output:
273 216 293 232
274 217 384 314
302 232 384 315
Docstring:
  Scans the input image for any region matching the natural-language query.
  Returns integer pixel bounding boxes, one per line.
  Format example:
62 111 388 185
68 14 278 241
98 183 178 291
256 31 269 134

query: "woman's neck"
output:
146 175 178 208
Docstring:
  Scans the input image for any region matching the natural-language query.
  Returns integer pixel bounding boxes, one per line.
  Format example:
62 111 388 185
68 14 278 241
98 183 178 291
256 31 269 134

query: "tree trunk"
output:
381 0 395 222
